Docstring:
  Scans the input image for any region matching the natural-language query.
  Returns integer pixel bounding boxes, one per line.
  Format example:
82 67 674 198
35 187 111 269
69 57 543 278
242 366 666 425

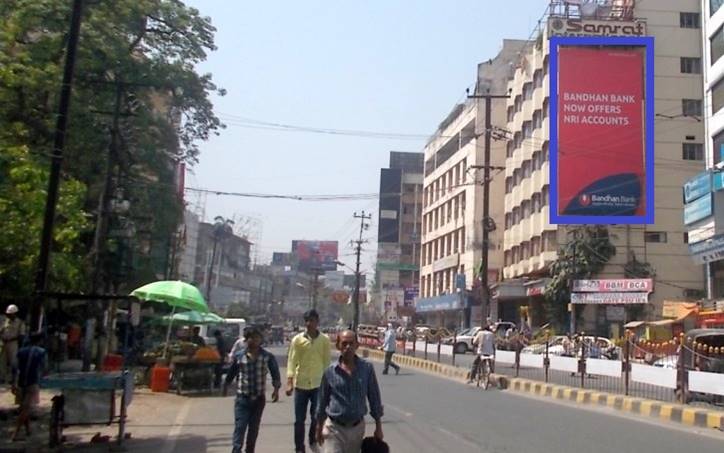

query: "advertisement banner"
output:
572 278 653 292
403 287 419 307
292 240 339 272
550 36 654 224
570 292 649 304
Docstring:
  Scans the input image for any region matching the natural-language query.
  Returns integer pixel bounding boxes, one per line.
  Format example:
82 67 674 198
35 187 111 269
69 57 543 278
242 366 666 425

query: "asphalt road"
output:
111 347 724 453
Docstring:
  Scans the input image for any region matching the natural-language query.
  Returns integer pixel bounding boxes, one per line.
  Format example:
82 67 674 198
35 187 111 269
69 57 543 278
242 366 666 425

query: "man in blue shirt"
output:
380 323 399 375
315 330 383 453
12 333 46 442
224 327 281 453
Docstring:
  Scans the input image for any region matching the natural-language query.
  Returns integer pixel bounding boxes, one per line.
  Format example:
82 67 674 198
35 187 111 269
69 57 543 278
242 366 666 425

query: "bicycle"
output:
475 354 494 389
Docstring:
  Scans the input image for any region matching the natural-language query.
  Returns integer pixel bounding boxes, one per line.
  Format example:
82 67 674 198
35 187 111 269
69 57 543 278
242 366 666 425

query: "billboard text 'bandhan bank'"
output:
550 36 654 224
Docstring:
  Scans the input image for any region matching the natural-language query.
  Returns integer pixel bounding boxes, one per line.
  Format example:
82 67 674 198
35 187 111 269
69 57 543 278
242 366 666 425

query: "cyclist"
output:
468 325 496 384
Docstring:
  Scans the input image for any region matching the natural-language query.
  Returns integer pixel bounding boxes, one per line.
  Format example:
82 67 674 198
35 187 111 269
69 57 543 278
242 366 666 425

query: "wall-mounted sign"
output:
548 18 646 38
573 279 653 293
571 292 649 304
689 233 724 264
683 171 712 204
684 193 713 225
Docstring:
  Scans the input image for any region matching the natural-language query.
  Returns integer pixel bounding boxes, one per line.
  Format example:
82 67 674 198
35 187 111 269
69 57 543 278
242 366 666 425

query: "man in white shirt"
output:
468 326 496 383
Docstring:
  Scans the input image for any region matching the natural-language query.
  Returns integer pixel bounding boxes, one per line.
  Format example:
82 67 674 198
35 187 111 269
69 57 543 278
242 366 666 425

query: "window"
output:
532 192 542 213
514 95 522 113
680 57 701 74
521 200 531 219
523 82 533 100
507 105 515 122
533 69 543 88
542 98 549 119
682 143 704 161
542 142 550 162
532 151 541 170
504 250 511 267
543 230 558 252
713 77 724 114
505 176 513 194
513 168 521 186
542 185 550 205
522 121 533 138
683 232 689 244
711 25 724 66
680 12 700 28
682 99 703 116
533 110 542 129
531 236 541 256
505 213 511 229
712 0 724 17
644 232 668 243
522 160 532 178
506 141 514 158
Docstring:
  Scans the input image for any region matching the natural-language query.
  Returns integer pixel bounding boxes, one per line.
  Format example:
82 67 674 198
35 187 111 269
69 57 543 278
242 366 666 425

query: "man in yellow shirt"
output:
286 309 330 453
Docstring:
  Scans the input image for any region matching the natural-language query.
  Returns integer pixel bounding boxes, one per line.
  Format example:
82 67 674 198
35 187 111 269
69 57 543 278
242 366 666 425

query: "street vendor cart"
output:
171 356 216 394
41 371 133 447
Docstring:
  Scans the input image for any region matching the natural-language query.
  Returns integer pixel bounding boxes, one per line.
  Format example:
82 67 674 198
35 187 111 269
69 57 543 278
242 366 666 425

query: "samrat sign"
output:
550 36 654 224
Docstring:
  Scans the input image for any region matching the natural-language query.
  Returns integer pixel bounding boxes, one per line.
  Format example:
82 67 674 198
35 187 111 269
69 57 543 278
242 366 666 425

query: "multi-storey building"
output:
416 40 528 329
501 0 706 337
376 151 424 322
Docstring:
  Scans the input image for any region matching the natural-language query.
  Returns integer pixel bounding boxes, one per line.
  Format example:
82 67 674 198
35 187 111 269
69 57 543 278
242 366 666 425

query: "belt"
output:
330 416 363 427
237 393 264 401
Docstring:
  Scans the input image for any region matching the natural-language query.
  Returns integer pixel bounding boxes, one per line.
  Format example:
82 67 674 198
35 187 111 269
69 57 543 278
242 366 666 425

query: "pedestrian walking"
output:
224 327 281 453
380 323 399 375
315 329 384 453
1 305 25 384
287 309 331 453
11 333 46 442
213 329 227 389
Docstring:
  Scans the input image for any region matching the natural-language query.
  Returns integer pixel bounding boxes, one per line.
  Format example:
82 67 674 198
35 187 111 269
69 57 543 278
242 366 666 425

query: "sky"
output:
184 0 548 273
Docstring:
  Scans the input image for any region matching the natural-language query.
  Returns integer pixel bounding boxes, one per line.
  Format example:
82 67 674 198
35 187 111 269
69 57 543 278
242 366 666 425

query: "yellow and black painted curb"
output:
360 347 724 431
505 378 724 430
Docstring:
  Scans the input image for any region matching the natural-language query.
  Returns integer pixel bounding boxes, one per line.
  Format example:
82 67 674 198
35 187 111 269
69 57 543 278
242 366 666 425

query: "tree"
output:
0 0 224 296
0 141 89 301
544 226 616 329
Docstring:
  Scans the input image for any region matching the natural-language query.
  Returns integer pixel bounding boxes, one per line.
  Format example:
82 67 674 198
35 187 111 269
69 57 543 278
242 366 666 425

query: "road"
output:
103 347 724 453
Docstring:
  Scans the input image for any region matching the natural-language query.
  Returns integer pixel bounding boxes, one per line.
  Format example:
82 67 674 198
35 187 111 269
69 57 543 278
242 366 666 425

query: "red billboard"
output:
556 47 645 218
292 240 339 272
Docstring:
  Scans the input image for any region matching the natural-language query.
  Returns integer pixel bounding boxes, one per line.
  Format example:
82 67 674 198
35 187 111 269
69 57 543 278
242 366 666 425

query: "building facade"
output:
416 40 529 329
502 0 706 337
376 151 424 322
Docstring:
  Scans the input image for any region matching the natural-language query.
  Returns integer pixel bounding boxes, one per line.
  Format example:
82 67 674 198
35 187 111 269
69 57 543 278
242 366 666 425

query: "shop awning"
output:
624 321 646 328
647 309 697 327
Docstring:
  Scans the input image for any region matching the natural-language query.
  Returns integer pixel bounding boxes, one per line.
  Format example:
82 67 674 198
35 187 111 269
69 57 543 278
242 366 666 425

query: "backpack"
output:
361 437 390 453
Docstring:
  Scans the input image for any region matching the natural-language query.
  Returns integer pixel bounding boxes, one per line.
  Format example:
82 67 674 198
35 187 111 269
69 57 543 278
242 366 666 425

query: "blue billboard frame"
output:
549 35 655 224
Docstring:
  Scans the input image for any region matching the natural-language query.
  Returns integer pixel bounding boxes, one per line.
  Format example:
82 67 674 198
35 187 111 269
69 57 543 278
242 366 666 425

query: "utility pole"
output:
352 211 372 331
467 90 510 328
32 0 84 331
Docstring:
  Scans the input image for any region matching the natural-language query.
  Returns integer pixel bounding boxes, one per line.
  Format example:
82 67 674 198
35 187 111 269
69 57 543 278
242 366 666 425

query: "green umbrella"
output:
131 280 208 313
159 311 225 325
131 280 208 357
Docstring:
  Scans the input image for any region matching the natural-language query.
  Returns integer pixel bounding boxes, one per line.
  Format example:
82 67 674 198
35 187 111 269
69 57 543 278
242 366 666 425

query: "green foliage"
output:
0 141 90 299
544 226 616 329
0 1 223 296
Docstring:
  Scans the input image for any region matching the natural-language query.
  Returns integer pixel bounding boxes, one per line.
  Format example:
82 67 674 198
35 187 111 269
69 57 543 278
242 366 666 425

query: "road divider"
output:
360 347 724 432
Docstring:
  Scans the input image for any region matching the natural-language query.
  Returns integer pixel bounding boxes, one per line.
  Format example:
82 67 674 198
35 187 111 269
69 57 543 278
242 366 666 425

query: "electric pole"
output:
32 0 84 332
467 90 510 327
352 211 371 332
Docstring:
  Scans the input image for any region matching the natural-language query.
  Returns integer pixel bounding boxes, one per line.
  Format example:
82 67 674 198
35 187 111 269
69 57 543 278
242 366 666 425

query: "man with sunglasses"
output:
315 330 384 453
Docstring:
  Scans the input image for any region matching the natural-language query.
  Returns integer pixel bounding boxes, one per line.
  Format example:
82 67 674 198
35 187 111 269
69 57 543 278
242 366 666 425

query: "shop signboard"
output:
683 171 712 204
572 279 653 293
571 292 649 304
684 193 712 226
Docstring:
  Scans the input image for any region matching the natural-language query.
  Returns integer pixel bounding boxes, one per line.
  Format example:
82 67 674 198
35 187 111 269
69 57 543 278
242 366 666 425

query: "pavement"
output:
2 347 723 452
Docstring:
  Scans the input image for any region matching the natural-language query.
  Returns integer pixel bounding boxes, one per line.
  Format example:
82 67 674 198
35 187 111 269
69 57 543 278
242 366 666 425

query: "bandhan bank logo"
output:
579 194 592 207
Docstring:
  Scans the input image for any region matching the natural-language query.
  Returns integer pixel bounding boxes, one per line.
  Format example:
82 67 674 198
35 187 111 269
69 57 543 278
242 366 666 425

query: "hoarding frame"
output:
550 35 655 224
